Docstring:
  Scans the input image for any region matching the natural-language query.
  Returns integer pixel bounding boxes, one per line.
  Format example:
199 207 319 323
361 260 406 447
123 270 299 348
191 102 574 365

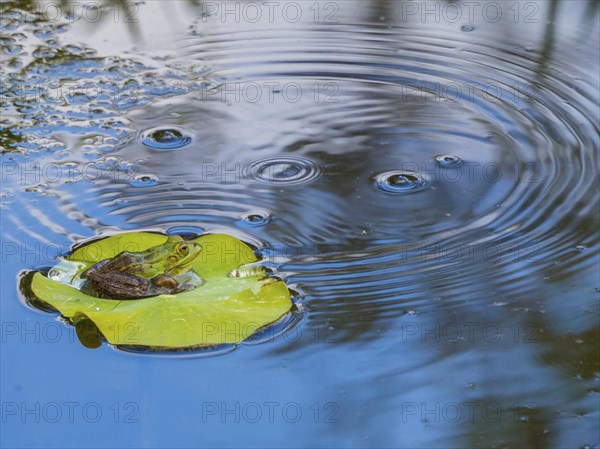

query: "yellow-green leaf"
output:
29 232 292 349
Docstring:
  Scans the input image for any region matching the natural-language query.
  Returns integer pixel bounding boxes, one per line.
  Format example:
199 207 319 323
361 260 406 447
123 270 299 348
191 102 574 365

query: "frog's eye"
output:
176 242 189 255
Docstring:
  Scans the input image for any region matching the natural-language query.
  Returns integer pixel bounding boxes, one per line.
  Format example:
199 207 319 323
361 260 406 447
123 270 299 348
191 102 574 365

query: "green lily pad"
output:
29 232 292 349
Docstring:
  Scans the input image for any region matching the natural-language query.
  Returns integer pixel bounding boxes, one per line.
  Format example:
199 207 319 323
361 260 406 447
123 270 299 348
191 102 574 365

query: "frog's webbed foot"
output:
176 281 201 293
165 271 204 294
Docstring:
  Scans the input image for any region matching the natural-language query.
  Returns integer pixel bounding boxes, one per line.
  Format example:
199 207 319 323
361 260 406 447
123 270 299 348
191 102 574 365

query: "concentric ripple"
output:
435 154 463 168
128 174 160 188
247 157 321 185
374 171 427 194
141 127 193 150
241 212 271 227
172 9 599 375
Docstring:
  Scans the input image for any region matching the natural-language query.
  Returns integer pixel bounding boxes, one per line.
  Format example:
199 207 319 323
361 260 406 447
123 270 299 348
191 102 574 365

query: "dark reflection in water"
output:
1 0 598 448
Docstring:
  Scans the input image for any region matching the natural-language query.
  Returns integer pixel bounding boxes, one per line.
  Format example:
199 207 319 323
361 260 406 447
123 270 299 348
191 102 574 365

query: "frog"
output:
81 236 202 299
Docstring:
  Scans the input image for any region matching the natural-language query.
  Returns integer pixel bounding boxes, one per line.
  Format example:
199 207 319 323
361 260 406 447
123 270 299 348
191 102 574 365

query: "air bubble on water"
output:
65 44 82 54
141 126 192 149
374 171 427 194
435 154 463 168
130 174 159 187
34 28 54 40
242 212 271 226
103 156 119 166
3 44 24 55
32 46 57 58
247 157 321 185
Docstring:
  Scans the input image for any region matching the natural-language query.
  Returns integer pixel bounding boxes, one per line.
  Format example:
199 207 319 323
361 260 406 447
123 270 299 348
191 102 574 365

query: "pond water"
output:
1 1 598 447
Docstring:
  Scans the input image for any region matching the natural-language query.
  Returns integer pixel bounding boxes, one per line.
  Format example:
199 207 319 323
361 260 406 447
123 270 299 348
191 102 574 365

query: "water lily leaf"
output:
30 232 292 349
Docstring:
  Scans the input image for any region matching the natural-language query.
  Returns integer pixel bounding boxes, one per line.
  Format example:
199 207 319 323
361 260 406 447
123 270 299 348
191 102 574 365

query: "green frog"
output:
81 236 202 299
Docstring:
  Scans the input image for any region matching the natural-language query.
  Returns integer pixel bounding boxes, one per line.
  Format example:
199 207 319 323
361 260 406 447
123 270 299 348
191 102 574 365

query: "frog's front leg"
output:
151 272 203 295
175 271 204 291
151 274 179 293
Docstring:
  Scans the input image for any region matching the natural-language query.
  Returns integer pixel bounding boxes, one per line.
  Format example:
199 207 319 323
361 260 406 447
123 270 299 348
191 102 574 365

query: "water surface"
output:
1 1 598 448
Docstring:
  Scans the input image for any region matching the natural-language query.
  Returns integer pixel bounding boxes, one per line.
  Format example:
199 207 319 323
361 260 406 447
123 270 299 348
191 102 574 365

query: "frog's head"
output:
162 236 202 276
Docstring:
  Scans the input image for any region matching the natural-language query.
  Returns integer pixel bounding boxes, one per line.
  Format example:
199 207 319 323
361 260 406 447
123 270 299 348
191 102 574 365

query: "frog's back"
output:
108 251 147 274
83 251 144 279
